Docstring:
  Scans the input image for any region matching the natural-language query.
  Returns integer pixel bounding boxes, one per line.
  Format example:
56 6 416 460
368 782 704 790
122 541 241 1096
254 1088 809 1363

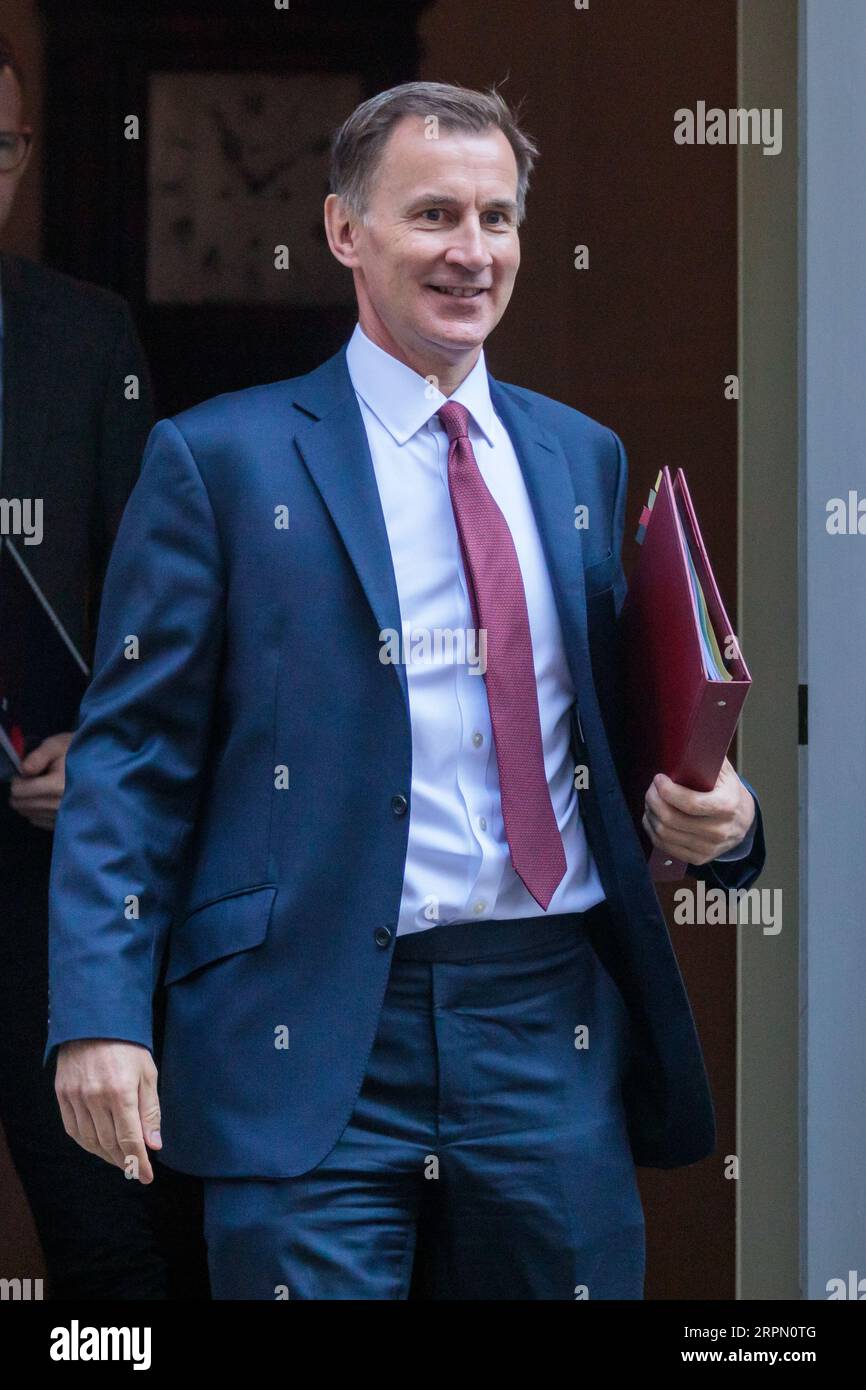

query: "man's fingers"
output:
67 1094 100 1149
68 1094 149 1176
55 1041 158 1179
645 787 725 840
56 1090 81 1143
642 811 712 865
10 795 58 814
649 774 722 817
113 1099 154 1184
90 1100 129 1168
139 1071 162 1151
66 1094 118 1166
645 771 749 862
9 778 56 803
18 748 56 776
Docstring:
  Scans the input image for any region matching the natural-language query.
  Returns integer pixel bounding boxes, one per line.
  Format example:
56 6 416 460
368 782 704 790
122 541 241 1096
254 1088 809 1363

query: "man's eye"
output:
421 209 444 221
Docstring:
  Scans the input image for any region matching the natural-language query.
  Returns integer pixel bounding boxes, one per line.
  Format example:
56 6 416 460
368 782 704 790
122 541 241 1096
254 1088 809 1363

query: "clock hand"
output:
246 156 297 195
210 106 298 196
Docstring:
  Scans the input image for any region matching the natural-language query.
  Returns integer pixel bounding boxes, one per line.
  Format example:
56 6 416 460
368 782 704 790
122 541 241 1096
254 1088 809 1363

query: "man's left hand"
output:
9 732 75 831
642 756 756 866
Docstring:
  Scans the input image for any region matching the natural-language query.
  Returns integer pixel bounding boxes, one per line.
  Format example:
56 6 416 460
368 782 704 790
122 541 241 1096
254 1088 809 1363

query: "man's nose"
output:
444 219 494 271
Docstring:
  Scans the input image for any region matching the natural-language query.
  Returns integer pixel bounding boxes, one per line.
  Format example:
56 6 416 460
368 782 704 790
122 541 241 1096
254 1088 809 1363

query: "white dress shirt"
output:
345 322 606 935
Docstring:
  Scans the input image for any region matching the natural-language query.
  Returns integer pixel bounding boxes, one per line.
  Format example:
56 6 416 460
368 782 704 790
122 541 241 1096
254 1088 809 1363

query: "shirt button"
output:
472 900 487 915
478 816 487 831
391 794 408 817
471 731 484 748
374 926 393 948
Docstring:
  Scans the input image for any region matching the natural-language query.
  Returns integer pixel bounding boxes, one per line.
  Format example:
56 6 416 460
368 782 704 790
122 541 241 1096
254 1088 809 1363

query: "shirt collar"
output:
345 321 496 448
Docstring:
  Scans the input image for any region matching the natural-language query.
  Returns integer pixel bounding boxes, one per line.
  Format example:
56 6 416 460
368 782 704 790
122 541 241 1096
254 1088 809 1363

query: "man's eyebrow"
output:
405 192 518 215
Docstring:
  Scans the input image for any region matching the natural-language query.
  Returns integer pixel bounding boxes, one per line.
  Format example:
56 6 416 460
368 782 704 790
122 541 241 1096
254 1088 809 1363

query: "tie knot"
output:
437 400 471 442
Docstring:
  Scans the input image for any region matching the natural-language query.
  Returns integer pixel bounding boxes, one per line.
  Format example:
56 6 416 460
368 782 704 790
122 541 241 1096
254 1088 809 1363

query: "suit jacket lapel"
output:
289 345 595 722
487 375 593 702
291 347 410 717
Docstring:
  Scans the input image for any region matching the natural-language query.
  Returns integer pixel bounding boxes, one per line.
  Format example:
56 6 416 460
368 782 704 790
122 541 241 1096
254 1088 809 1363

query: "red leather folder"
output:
618 467 752 880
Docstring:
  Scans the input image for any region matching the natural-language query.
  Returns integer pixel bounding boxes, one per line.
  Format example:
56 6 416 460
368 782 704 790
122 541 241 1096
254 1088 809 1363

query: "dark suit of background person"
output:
0 249 207 1299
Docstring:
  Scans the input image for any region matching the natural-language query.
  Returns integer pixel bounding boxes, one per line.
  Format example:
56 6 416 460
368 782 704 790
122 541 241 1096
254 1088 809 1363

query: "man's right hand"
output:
55 1040 162 1183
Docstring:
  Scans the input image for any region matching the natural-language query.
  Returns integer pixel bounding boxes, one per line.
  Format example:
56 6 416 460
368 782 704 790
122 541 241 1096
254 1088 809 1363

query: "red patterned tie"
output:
438 400 567 910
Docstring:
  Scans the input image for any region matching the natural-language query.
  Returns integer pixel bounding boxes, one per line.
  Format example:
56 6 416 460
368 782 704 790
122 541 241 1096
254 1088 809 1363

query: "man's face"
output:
0 65 31 234
327 116 522 373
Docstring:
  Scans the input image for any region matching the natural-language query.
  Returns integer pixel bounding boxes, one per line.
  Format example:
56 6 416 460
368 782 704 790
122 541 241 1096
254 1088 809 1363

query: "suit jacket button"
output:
374 926 393 948
391 794 408 817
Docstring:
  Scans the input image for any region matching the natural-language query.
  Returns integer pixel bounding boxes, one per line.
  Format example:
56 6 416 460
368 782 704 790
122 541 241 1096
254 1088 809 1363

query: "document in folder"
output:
0 538 90 779
618 466 752 881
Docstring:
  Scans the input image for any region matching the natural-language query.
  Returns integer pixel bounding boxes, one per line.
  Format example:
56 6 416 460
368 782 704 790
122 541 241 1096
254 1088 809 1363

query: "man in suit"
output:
0 32 204 1298
47 81 764 1300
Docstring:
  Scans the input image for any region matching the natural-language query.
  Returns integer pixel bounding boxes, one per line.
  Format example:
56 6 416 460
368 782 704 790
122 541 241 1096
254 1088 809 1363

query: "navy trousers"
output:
203 909 646 1300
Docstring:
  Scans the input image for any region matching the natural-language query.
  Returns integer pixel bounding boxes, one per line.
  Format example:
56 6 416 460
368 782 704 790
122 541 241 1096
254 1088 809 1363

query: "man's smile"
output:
426 283 488 299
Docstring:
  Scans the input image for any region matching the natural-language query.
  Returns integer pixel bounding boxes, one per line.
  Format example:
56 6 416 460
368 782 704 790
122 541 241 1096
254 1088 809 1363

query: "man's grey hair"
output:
329 80 540 227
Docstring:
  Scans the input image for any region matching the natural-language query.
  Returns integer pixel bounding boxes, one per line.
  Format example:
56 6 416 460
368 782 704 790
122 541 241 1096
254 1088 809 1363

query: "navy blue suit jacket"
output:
45 341 765 1175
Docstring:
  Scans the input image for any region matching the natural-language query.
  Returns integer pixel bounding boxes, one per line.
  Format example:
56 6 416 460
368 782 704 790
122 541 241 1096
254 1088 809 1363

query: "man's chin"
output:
416 316 489 358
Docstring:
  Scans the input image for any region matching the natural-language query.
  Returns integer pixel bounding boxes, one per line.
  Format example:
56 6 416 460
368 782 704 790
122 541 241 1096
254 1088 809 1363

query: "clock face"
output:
147 70 363 304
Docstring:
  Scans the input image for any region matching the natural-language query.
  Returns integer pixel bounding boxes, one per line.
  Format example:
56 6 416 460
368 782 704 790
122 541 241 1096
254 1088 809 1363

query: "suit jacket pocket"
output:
164 884 277 985
583 548 617 598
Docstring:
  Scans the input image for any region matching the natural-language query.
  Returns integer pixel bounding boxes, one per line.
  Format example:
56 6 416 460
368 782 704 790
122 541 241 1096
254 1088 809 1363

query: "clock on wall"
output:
147 70 363 305
39 0 434 409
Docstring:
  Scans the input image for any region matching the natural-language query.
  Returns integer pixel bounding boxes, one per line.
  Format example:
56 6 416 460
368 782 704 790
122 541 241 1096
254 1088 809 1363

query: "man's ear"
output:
324 193 361 269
